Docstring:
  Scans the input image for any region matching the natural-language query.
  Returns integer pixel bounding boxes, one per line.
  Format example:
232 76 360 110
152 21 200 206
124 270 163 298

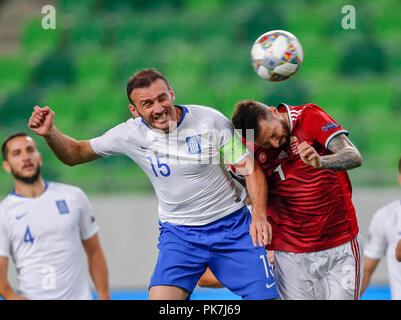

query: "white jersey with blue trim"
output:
364 199 401 299
90 104 248 226
0 182 98 300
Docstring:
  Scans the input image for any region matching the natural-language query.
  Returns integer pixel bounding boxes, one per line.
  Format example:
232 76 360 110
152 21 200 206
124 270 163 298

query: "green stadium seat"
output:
373 3 401 40
0 55 30 93
297 35 340 78
284 5 326 39
40 86 84 133
0 0 397 191
75 50 116 86
93 0 184 12
41 85 127 137
114 40 166 84
69 17 109 50
31 52 75 88
262 79 310 109
365 111 401 164
113 16 146 49
234 3 285 43
21 18 60 55
0 88 42 129
339 37 387 76
190 11 235 42
323 5 374 39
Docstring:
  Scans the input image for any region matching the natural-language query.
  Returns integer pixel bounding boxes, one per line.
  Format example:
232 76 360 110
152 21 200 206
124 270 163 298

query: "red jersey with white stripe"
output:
249 103 359 253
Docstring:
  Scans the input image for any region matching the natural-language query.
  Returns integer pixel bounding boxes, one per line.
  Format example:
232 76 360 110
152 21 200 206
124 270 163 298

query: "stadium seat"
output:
1 0 397 193
339 37 387 76
0 54 30 93
262 79 310 109
0 88 42 128
31 51 75 88
21 18 60 55
234 3 285 43
75 50 116 86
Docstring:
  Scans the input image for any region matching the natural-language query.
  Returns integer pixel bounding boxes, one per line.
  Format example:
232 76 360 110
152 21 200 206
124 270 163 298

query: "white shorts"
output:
274 235 364 300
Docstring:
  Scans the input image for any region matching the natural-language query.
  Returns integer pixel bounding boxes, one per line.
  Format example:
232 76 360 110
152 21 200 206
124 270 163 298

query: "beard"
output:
12 165 41 184
280 119 291 148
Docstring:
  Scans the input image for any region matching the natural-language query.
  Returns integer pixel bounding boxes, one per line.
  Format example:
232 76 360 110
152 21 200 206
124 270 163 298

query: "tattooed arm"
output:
297 134 362 171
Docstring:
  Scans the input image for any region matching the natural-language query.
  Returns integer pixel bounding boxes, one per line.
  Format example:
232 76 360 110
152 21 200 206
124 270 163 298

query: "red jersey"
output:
248 103 359 253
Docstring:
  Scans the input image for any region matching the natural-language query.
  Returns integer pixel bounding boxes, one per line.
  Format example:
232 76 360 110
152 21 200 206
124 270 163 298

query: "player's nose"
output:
271 138 280 148
153 101 165 115
21 150 31 161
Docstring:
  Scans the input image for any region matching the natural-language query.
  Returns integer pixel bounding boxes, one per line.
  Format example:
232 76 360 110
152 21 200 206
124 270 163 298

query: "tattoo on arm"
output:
320 134 362 171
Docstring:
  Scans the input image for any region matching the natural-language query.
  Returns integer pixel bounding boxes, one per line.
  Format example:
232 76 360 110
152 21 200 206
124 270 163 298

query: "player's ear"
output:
269 106 278 114
129 104 140 118
169 87 175 101
2 161 11 174
398 173 401 186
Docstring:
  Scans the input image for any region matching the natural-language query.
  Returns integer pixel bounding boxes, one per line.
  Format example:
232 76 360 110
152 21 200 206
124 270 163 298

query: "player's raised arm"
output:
28 106 100 166
233 155 271 247
298 134 362 171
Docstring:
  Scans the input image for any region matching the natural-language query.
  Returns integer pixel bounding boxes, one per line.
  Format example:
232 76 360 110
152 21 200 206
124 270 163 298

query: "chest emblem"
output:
186 136 201 154
290 136 300 155
257 151 267 163
56 200 69 214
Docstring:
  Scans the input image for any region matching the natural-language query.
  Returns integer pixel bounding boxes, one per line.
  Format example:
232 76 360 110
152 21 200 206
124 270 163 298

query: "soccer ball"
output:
251 30 303 81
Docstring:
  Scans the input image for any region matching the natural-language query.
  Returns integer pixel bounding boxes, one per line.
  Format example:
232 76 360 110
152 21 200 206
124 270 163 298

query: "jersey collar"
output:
140 105 188 131
10 181 49 198
277 103 293 133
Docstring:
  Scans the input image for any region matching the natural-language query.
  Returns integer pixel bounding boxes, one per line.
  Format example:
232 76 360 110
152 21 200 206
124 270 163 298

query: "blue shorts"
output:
149 206 279 300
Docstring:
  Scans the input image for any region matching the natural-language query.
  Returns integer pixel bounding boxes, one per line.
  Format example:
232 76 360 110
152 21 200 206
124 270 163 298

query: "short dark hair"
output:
232 100 271 141
1 132 30 161
126 68 170 105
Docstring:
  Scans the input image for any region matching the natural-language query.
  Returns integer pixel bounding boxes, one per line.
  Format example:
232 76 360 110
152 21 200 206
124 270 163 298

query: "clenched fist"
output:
28 106 55 137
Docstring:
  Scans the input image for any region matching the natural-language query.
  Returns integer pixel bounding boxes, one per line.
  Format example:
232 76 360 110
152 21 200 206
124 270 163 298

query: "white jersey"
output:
364 199 401 299
0 182 98 300
90 104 248 226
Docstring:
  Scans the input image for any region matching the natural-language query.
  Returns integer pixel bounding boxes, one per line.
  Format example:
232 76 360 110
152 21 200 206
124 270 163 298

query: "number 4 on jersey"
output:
24 226 35 244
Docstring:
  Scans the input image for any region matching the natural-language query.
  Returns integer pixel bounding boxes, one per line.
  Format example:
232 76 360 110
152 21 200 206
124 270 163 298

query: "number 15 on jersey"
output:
147 155 171 177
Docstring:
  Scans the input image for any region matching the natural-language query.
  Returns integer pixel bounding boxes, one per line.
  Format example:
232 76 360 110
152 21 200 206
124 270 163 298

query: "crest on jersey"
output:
56 200 69 214
186 136 201 154
257 151 267 163
290 136 300 155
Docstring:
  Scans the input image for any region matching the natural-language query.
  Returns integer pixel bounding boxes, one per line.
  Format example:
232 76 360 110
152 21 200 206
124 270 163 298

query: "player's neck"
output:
161 105 183 134
175 105 183 123
280 109 291 129
14 177 47 198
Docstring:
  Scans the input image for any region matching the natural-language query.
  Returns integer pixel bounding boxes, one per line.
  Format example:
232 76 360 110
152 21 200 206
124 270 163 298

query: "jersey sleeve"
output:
302 104 349 149
364 209 388 259
76 189 98 241
396 211 401 242
214 112 249 165
89 122 128 158
0 213 10 257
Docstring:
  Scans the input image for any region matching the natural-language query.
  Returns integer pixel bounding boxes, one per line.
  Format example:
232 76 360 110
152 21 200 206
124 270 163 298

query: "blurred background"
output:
0 0 400 300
